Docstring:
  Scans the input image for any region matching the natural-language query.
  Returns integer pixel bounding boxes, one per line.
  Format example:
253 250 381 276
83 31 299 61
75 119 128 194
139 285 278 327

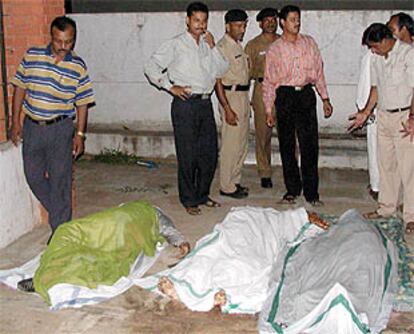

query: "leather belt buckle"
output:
200 93 210 100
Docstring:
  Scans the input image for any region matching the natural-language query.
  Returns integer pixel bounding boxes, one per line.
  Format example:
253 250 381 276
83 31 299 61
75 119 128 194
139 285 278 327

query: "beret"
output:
225 9 248 23
256 8 278 22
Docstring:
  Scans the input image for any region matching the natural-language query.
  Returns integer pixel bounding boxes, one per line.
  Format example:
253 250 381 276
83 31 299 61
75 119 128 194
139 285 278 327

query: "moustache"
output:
58 49 70 52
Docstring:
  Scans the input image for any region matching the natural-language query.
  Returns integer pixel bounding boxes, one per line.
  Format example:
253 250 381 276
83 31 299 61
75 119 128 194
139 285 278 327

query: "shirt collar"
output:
281 33 303 43
387 38 399 58
45 43 74 61
224 33 240 46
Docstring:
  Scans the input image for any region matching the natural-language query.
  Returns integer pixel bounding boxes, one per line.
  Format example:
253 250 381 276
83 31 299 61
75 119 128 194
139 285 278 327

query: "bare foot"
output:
213 290 227 310
158 276 179 300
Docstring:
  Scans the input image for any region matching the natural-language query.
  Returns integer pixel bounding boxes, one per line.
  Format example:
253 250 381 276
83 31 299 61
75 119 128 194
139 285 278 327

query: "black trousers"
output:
275 85 319 201
171 97 218 207
22 117 74 232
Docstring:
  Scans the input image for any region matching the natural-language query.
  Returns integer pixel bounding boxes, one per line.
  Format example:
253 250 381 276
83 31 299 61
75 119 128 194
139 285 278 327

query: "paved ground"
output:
0 159 413 334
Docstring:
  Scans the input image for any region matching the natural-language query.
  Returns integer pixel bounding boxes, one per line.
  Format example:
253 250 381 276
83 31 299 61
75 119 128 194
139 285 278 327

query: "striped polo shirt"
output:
11 44 95 120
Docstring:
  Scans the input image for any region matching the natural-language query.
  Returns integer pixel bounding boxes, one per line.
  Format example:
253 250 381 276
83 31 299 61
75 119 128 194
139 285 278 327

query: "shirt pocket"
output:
388 61 407 87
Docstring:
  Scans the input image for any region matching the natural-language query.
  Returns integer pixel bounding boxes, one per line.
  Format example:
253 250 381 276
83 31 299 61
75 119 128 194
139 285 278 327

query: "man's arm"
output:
400 90 414 142
215 79 238 126
348 86 378 132
10 86 26 146
72 104 88 159
311 38 333 118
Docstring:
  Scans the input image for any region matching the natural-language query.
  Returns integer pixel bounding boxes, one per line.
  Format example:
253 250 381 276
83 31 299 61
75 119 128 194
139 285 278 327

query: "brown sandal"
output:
185 206 201 216
203 198 221 208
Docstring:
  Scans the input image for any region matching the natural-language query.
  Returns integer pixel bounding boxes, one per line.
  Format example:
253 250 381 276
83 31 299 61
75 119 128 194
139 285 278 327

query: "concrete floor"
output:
0 159 413 334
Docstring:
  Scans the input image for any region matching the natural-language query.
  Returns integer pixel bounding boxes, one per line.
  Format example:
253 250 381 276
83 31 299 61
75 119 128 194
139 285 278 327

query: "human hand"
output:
308 212 330 230
400 118 414 142
203 31 215 48
224 106 238 126
177 241 191 259
348 110 369 132
72 134 85 159
10 123 22 146
169 85 192 100
323 99 333 118
266 113 275 127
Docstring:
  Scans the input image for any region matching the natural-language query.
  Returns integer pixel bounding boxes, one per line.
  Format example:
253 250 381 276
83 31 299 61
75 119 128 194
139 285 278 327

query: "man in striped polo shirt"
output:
10 16 95 240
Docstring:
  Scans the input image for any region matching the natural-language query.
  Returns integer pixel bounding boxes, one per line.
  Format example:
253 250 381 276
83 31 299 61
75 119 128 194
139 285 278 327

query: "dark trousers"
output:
22 117 74 232
275 85 319 201
171 97 218 207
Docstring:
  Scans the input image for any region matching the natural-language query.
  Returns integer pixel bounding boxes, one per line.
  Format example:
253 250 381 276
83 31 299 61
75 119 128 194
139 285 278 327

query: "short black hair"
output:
362 23 394 45
279 5 300 29
389 12 414 37
50 16 77 37
186 2 209 17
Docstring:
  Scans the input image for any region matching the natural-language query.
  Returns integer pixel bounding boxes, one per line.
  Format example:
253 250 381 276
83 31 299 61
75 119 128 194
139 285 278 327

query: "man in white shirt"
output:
144 2 228 215
349 23 414 235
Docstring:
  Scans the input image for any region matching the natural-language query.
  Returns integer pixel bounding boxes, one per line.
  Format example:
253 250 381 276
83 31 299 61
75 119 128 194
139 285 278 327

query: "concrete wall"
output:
71 10 413 134
0 144 41 248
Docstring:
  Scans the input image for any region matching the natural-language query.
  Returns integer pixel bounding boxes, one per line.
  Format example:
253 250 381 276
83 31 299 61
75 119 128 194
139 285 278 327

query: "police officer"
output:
216 9 250 199
245 8 279 188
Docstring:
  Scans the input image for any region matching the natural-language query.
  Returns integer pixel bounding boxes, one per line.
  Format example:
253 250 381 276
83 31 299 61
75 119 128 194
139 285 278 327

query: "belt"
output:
222 84 250 91
188 93 211 100
27 115 71 126
278 84 311 92
385 106 410 113
257 78 264 83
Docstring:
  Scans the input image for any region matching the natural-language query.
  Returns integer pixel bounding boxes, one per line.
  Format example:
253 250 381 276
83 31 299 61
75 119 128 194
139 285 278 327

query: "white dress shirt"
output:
144 31 229 95
371 39 414 110
356 52 372 111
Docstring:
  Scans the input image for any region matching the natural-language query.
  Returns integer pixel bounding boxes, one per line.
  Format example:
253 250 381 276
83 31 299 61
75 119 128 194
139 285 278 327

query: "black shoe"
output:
220 188 248 199
235 184 249 194
17 278 35 293
261 178 273 188
368 189 379 201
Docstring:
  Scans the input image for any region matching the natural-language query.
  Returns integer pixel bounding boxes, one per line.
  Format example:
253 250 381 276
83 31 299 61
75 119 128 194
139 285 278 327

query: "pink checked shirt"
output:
263 34 329 112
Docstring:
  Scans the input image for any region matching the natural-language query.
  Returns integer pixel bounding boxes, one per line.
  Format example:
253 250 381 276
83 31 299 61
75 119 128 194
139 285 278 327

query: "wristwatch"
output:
76 131 86 140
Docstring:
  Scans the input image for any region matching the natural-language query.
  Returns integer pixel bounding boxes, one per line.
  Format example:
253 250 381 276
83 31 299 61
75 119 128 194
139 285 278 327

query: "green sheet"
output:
34 201 165 304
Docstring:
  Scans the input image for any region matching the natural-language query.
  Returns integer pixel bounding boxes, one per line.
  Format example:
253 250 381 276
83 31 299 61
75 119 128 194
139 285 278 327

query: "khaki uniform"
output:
245 34 276 178
217 34 250 193
371 40 414 225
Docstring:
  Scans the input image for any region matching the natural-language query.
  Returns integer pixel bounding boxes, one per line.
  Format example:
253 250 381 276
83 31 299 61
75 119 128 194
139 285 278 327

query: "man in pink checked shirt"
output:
263 5 333 207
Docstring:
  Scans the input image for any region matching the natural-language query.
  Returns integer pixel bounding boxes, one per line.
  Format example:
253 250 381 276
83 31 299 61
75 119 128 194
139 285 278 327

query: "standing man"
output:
387 12 414 44
263 5 333 207
356 13 414 202
245 8 279 189
144 2 228 215
216 9 250 199
356 29 380 201
10 16 95 239
349 23 414 235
